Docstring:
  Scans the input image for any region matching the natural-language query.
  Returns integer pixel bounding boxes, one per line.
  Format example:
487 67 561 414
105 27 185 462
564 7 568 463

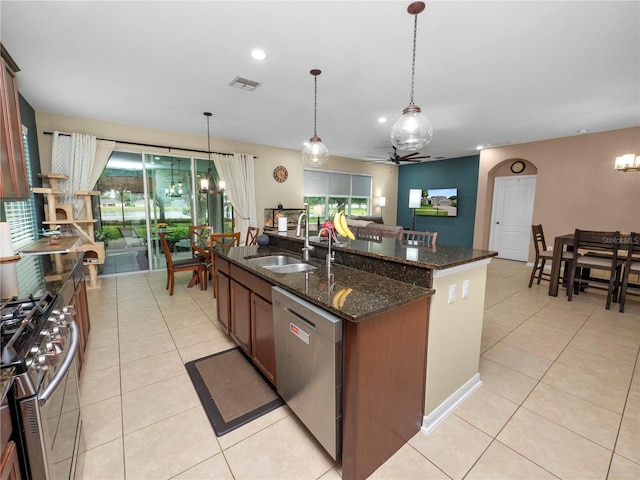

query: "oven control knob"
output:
52 324 69 336
63 305 76 317
36 354 53 370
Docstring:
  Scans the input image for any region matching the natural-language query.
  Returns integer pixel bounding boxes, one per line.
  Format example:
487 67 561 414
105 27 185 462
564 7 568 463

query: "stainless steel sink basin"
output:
245 255 317 273
246 255 302 267
268 263 317 274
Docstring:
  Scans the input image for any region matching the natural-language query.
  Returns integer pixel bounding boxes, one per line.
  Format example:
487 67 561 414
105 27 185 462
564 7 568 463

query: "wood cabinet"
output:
214 267 231 333
250 292 276 384
230 279 251 355
214 255 277 385
0 49 29 200
1 389 21 480
0 441 20 480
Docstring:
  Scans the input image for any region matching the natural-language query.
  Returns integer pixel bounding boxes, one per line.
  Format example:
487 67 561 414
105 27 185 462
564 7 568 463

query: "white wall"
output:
35 112 399 230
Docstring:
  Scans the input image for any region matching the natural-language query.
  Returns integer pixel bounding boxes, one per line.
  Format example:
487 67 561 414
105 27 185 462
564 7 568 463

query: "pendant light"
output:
165 159 183 197
200 112 213 192
200 112 225 194
390 1 433 152
302 69 329 167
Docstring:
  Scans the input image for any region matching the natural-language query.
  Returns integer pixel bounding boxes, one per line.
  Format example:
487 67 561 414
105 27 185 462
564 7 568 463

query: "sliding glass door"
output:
96 151 232 275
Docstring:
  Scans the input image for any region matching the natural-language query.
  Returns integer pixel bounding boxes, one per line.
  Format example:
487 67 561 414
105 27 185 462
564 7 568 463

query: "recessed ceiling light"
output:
476 145 484 150
378 117 387 124
577 129 588 134
251 49 267 60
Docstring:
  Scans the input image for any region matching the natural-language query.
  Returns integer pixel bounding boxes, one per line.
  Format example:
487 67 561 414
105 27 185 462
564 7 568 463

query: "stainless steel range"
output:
1 292 84 480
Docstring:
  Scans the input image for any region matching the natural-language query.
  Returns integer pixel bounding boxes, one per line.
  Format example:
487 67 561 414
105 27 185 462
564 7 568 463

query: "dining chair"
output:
158 232 204 296
401 230 438 248
209 232 242 297
566 229 624 310
618 232 640 313
245 226 260 246
528 224 573 288
189 225 215 289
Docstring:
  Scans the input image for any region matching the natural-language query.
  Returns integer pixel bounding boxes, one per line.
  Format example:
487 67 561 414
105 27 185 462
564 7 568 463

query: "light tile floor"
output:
79 259 640 479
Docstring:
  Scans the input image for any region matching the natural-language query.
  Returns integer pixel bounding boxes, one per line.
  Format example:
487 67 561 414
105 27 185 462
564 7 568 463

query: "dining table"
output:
548 233 574 296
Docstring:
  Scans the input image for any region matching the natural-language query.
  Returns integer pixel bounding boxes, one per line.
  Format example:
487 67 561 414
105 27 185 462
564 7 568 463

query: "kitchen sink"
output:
245 254 317 273
267 263 317 273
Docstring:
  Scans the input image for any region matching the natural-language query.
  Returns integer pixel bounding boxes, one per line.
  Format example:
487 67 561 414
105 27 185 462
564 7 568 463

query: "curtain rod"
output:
43 131 234 157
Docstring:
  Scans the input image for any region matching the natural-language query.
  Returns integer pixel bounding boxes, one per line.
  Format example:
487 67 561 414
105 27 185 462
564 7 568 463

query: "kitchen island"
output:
214 232 496 480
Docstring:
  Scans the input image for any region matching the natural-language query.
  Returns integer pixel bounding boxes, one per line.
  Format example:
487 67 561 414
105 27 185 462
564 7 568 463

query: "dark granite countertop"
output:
266 231 497 270
1 252 84 301
217 245 434 322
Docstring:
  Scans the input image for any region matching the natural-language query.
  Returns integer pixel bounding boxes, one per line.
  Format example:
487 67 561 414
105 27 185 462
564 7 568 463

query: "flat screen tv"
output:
414 188 458 217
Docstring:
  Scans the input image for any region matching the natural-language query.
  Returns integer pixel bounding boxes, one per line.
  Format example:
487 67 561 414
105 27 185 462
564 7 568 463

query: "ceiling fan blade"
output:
399 152 421 160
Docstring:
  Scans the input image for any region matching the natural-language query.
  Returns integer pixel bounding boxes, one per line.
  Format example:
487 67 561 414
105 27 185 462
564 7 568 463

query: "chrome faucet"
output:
318 227 335 272
297 202 314 261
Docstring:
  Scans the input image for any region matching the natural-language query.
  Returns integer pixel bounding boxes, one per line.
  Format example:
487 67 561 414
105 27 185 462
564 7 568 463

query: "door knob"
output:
496 221 500 224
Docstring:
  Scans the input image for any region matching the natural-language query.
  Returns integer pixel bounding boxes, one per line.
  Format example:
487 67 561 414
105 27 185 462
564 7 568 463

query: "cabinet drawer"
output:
230 264 272 301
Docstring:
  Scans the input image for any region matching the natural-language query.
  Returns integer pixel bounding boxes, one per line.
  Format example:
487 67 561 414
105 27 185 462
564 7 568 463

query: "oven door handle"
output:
38 320 79 404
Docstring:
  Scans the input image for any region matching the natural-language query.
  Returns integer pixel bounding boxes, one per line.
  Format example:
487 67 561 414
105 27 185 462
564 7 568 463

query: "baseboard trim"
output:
421 373 482 435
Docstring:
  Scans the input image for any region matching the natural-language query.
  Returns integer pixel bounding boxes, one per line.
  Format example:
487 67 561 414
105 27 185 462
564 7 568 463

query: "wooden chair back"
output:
619 232 640 312
402 230 438 248
531 224 547 256
189 225 215 259
210 232 241 251
355 227 383 242
567 229 623 310
245 226 260 246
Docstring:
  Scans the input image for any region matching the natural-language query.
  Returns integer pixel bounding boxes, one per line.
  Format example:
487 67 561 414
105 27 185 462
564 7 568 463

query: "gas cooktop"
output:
1 292 58 368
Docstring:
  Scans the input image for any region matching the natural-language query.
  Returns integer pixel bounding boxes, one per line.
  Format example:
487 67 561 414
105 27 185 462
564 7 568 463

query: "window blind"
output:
3 126 42 295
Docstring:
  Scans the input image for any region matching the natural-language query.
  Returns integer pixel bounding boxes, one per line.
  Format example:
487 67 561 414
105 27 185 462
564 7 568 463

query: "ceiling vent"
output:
229 76 261 91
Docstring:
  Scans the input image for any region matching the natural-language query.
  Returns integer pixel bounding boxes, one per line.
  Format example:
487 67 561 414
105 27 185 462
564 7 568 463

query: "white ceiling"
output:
2 0 638 164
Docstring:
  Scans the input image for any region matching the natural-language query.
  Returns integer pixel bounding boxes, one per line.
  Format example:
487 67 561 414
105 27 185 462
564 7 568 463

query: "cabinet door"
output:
214 269 230 333
251 293 276 385
230 279 251 355
0 57 28 199
72 275 91 374
0 441 21 480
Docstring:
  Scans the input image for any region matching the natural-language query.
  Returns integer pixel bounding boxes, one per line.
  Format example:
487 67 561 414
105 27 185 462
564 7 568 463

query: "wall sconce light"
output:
615 153 640 172
408 189 422 230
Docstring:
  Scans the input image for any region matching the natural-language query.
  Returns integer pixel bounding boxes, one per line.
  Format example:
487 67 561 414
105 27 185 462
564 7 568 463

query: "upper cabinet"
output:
0 45 29 199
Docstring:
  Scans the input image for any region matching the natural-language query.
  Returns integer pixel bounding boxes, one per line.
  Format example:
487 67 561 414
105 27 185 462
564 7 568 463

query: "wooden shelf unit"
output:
35 173 104 287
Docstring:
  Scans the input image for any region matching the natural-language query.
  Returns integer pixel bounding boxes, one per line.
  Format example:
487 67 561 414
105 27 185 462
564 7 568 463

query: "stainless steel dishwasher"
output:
272 286 343 460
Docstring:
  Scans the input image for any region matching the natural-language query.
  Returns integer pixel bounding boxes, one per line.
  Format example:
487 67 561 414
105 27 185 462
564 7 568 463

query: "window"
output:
3 126 41 294
303 168 371 224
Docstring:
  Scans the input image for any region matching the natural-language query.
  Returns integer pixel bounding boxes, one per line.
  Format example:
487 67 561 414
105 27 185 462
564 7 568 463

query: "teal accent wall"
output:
397 155 479 247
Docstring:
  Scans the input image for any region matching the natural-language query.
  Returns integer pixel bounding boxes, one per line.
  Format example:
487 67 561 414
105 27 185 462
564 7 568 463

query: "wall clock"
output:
273 165 288 183
510 160 525 174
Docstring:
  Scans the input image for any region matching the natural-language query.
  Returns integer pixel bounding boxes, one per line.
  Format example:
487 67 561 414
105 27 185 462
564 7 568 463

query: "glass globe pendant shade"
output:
391 105 433 151
302 135 329 167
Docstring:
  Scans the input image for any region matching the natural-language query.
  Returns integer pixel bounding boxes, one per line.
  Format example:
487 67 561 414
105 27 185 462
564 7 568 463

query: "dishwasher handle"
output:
283 306 316 330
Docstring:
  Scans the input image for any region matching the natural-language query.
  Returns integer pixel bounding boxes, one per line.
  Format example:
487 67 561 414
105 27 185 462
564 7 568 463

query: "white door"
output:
489 175 536 261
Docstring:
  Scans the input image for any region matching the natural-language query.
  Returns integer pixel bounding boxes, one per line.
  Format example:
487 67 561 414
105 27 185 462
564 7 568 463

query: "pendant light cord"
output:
409 12 418 107
206 114 212 170
313 74 318 137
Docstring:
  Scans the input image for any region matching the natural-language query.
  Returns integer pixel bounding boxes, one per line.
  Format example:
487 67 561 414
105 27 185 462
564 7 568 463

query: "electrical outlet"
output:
462 280 469 299
448 284 456 304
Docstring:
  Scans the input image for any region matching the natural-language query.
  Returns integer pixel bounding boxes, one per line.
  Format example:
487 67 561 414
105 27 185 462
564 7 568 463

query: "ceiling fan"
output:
366 146 431 165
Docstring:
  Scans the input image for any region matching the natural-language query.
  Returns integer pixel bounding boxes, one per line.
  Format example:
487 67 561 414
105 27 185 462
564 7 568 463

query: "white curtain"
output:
52 132 115 217
213 153 257 240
